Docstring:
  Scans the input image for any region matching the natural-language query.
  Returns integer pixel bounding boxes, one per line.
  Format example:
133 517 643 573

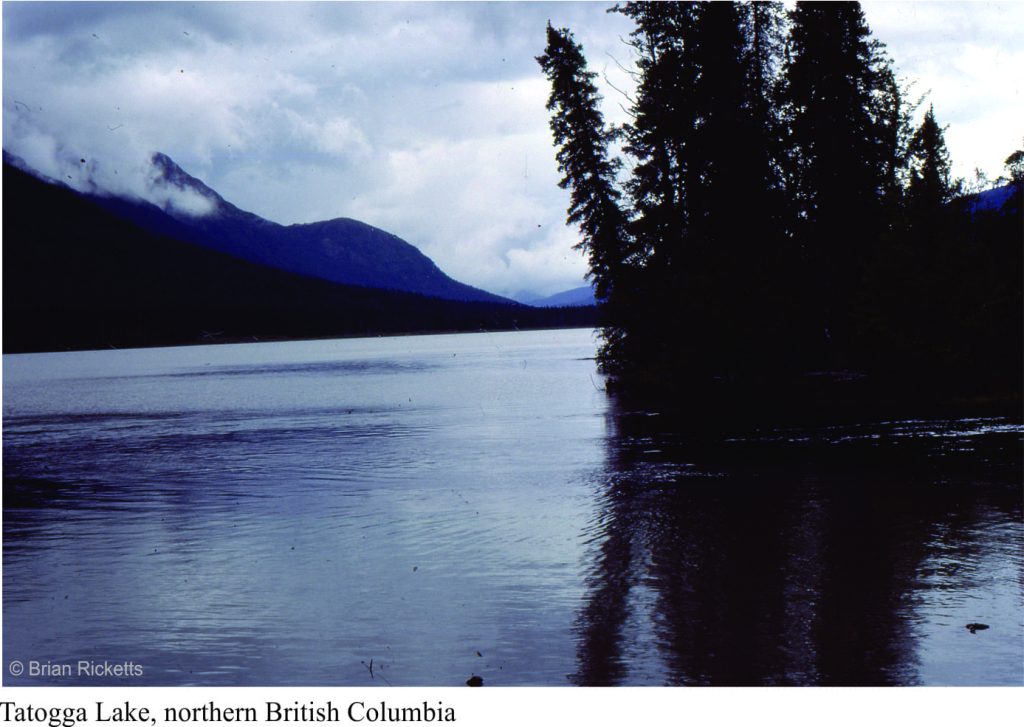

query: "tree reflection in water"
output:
573 399 1023 686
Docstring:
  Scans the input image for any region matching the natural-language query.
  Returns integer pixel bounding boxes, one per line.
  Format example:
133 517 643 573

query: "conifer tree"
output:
740 0 786 211
609 2 702 371
1006 144 1024 183
537 1 1005 390
856 103 954 367
686 1 748 250
537 23 632 368
684 1 760 368
907 104 954 210
780 1 898 357
734 1 795 365
614 2 700 274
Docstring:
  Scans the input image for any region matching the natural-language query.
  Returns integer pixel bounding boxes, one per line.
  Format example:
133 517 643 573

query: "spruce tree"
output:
740 0 786 214
857 104 954 368
611 2 702 372
731 1 797 367
684 1 758 369
907 104 954 211
614 2 699 273
686 1 748 250
536 0 1018 402
1006 144 1024 183
537 23 632 370
780 1 897 359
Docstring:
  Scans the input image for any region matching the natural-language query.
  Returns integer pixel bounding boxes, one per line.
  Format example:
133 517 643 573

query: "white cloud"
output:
343 128 583 297
3 2 1019 298
863 1 1024 180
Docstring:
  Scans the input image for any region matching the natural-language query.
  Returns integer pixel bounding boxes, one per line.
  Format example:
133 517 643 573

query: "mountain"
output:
508 290 544 305
529 285 597 308
966 182 1020 215
1 158 597 352
80 152 511 304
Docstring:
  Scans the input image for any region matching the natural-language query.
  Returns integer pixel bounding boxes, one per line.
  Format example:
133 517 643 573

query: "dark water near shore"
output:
3 329 1022 685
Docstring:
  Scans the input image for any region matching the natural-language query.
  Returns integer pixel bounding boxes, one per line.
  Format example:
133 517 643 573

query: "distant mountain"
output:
966 182 1019 215
509 290 544 305
50 152 511 304
1 159 597 352
530 285 597 308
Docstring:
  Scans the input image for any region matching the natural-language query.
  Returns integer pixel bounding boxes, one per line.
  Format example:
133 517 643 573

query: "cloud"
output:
2 1 630 297
3 2 1019 298
863 1 1024 179
343 127 583 298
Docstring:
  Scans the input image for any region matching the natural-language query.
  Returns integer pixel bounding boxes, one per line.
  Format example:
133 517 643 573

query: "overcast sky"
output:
3 2 1022 298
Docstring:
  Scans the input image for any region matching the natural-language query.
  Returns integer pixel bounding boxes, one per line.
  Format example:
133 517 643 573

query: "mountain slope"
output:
530 285 597 308
85 152 510 304
966 182 1019 215
1 161 596 352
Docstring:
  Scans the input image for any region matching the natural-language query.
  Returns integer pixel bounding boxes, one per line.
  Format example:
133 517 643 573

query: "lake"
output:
3 328 1022 685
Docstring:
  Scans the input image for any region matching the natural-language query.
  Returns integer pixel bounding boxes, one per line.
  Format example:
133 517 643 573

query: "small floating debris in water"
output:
475 651 482 657
465 675 483 687
966 623 989 633
412 566 418 572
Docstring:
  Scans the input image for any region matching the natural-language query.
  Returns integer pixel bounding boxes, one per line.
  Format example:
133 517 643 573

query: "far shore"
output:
0 317 599 356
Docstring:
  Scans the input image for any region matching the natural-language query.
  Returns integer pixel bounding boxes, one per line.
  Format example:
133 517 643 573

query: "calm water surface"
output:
3 328 1022 685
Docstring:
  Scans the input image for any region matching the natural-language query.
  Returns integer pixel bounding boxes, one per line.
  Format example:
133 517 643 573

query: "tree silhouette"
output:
537 23 634 369
539 1 1021 405
1004 142 1024 183
907 105 955 210
779 2 902 360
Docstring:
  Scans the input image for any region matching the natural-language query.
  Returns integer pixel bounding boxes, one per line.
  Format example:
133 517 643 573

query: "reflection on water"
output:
3 329 1022 685
575 406 1023 685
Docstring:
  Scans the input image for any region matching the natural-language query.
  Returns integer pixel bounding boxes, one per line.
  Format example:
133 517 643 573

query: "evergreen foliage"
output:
1004 142 1024 183
907 105 955 210
540 1 1021 402
537 23 634 369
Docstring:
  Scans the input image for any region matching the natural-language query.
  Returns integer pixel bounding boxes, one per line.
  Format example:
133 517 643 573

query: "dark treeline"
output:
539 1 1022 412
2 163 597 353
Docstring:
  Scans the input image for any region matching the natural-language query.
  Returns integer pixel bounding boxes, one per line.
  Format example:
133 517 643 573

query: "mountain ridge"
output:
139 152 513 304
529 285 597 308
9 150 512 305
1 159 597 352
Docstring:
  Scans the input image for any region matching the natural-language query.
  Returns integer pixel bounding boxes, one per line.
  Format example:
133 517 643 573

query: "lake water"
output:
3 328 1022 686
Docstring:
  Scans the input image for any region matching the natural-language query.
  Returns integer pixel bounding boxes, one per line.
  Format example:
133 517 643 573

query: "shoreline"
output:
0 318 598 357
